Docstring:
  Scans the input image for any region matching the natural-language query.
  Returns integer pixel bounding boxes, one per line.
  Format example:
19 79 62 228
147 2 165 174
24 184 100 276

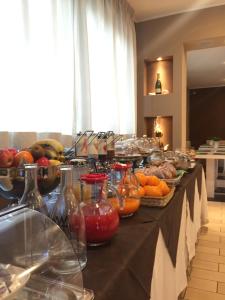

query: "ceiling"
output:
187 46 225 89
127 0 225 22
127 0 225 88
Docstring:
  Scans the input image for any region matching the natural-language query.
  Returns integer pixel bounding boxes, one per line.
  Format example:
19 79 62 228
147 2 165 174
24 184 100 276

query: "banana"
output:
33 139 64 154
45 149 59 160
58 154 65 162
49 159 61 166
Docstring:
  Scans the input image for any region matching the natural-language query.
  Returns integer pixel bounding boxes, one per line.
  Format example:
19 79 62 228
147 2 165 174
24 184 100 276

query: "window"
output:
0 0 136 141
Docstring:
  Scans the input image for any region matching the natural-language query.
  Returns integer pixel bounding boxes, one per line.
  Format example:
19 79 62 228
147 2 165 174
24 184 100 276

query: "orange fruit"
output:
146 175 160 186
143 185 163 197
13 150 34 167
135 172 147 187
137 186 145 197
159 181 171 196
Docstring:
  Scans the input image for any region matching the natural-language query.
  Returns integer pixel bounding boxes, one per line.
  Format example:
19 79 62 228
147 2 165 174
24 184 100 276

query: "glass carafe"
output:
50 165 87 273
110 163 140 218
19 164 48 215
81 173 119 246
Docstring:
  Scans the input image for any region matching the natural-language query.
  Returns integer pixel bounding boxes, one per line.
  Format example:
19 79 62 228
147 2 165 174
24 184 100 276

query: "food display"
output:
0 139 64 169
114 136 158 157
134 170 174 207
136 161 185 187
135 172 171 197
164 150 194 170
142 161 177 179
0 139 65 201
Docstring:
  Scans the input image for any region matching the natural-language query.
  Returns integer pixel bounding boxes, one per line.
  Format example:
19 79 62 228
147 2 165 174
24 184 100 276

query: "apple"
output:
36 157 50 167
0 149 14 168
7 148 18 157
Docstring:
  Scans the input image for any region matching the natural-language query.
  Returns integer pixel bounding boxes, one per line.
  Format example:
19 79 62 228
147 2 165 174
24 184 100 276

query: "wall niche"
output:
144 116 173 150
144 56 173 96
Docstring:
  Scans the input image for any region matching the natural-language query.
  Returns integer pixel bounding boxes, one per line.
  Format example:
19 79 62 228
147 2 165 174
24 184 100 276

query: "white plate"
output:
0 264 30 300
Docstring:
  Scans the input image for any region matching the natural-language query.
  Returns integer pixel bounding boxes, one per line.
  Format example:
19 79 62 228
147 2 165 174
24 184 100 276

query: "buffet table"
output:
196 153 225 198
83 163 208 300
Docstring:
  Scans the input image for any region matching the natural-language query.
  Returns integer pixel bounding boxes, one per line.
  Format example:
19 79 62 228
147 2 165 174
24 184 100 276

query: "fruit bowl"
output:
0 166 60 202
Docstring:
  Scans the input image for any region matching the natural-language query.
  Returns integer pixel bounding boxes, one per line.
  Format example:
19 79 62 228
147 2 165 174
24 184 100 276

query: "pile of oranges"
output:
135 172 171 198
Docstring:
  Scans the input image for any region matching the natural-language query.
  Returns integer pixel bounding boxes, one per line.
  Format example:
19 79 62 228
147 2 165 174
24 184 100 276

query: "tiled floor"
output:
185 201 225 299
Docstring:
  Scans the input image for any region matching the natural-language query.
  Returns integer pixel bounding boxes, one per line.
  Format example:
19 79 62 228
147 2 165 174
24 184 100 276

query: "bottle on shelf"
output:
51 165 87 273
155 72 162 95
19 164 48 215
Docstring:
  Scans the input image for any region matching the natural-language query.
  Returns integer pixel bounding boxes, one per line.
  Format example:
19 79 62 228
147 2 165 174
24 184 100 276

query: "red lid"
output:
112 163 132 170
80 173 108 183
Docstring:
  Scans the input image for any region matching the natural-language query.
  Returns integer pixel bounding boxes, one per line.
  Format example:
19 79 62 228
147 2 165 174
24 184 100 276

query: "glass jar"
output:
19 164 48 215
110 163 140 218
81 173 119 246
51 165 87 273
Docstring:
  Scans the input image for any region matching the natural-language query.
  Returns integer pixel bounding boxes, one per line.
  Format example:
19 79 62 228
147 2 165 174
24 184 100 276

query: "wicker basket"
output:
162 174 182 187
141 187 175 208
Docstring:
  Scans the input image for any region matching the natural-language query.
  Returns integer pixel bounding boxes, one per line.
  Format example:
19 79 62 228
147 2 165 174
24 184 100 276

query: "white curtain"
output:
0 0 136 148
0 0 74 134
74 0 136 134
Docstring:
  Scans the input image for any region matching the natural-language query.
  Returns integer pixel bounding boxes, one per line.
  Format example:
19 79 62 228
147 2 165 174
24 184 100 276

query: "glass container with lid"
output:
80 173 120 246
110 163 140 218
0 205 93 299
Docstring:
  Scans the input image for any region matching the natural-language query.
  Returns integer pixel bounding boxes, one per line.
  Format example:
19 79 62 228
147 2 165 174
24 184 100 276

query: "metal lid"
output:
70 158 88 167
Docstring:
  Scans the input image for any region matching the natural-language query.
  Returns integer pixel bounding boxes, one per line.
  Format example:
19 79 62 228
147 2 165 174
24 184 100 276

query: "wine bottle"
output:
155 73 162 94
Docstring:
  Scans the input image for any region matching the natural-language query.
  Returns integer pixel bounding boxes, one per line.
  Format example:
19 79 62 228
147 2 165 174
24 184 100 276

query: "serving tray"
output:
141 187 175 208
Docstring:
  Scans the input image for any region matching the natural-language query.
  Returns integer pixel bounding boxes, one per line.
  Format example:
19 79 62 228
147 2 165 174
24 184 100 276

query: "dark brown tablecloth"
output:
83 216 159 300
83 163 203 300
180 163 203 222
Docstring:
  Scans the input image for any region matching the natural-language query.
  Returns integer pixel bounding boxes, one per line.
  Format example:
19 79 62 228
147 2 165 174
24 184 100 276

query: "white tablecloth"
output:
151 169 208 300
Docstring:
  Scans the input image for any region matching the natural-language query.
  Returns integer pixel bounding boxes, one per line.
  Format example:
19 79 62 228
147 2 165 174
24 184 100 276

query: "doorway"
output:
186 45 225 149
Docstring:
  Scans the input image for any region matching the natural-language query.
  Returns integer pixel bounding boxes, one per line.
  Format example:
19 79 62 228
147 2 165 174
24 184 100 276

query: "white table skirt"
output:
150 169 208 300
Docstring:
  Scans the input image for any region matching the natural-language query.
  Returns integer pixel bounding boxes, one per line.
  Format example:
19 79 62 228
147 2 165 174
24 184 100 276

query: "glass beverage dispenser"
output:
81 173 119 246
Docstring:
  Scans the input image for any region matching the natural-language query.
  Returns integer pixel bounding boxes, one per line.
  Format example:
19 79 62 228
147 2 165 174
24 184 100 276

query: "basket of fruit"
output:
140 187 175 207
0 139 65 201
135 172 175 207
